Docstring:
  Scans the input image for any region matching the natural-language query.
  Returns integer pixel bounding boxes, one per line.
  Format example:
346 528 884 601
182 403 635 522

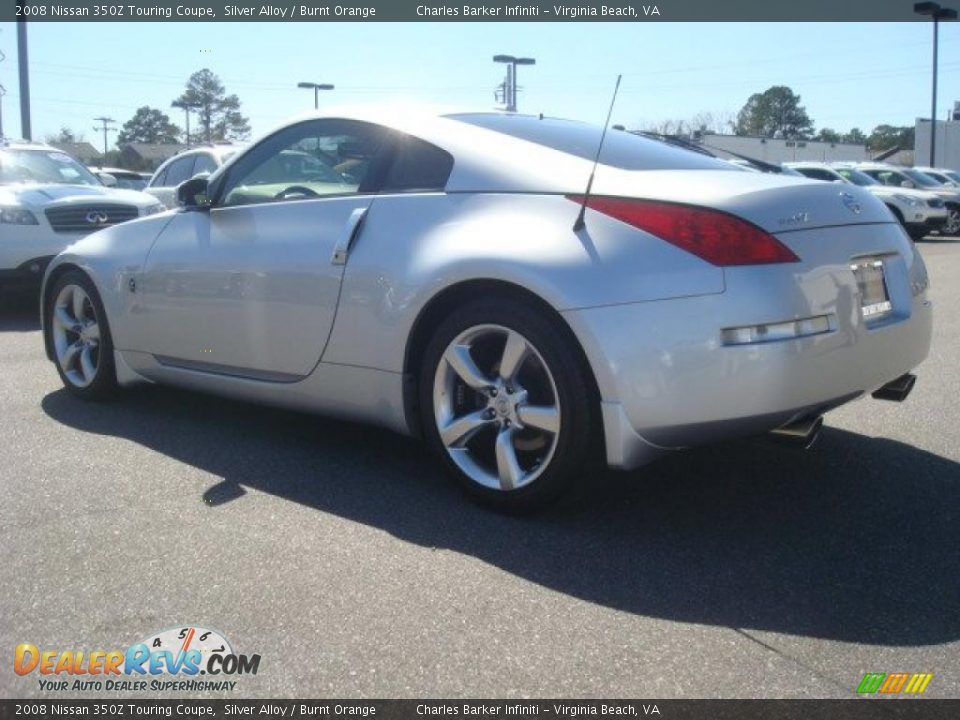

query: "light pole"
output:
92 117 116 169
915 2 957 166
0 45 6 139
297 82 334 109
493 54 535 112
17 15 31 140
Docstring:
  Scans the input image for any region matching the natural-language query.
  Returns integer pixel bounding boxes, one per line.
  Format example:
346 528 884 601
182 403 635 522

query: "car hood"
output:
925 187 960 202
0 183 158 208
862 185 942 201
592 168 893 233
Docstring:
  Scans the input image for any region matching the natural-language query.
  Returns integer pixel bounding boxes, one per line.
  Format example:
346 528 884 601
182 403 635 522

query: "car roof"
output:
783 161 835 168
92 166 140 175
201 106 744 194
854 162 903 170
1 140 64 152
153 145 241 172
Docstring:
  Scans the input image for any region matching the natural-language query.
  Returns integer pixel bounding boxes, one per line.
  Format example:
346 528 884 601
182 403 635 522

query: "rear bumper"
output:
563 222 933 469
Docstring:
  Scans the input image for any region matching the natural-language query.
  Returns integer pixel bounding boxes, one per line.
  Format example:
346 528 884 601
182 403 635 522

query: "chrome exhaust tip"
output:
871 373 916 403
769 415 823 450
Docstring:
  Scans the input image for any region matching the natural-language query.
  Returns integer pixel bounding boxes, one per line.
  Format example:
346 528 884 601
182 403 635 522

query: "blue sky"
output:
0 21 957 146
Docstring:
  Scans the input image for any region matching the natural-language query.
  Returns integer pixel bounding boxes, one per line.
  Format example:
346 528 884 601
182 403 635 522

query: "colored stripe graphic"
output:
880 672 909 693
857 673 886 694
904 673 934 694
858 672 933 694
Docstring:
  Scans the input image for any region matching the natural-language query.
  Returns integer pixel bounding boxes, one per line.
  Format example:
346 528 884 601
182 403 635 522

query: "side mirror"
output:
177 176 211 209
97 172 118 187
900 180 915 189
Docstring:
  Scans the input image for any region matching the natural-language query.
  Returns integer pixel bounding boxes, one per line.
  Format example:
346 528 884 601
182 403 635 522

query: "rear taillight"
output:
567 195 799 266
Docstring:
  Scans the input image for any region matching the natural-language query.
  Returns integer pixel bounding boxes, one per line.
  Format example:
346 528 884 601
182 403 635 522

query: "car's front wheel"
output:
419 298 596 511
45 270 117 400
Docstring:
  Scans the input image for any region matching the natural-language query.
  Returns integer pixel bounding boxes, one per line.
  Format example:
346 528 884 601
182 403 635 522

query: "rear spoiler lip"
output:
772 219 898 236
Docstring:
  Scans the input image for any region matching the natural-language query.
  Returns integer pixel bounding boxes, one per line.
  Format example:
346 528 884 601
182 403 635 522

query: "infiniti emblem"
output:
85 211 109 225
840 192 862 214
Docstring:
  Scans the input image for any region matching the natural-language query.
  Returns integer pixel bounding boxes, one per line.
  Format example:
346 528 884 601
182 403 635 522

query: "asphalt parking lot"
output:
1 240 958 700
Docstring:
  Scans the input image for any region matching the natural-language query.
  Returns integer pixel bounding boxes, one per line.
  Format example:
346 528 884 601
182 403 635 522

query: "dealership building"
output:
698 133 869 164
915 102 960 170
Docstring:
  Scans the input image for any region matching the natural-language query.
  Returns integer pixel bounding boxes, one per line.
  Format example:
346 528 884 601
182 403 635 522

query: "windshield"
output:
834 167 879 186
112 175 147 191
0 149 102 186
903 169 942 187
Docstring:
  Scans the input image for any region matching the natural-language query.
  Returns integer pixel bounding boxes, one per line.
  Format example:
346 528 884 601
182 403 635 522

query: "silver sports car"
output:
40 109 932 510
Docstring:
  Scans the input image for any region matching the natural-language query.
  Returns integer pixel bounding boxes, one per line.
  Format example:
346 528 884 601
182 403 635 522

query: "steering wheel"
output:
275 185 320 200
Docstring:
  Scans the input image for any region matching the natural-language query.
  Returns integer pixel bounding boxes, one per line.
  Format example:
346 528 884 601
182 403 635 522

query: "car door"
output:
137 119 391 379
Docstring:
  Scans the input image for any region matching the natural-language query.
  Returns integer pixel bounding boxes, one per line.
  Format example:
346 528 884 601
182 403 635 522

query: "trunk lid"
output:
591 168 893 233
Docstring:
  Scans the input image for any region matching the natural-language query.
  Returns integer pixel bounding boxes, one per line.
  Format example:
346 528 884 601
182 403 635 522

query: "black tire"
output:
44 270 118 400
945 208 960 236
418 297 598 512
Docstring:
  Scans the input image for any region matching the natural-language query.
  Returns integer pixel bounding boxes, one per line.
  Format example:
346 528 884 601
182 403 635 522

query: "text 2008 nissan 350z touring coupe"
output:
40 110 932 510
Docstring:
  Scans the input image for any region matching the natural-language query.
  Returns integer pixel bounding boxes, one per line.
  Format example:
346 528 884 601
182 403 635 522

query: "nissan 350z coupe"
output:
40 110 933 510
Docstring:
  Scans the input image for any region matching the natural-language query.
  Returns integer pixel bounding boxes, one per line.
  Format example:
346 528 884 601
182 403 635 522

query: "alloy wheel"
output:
946 209 960 236
51 284 102 388
432 324 561 491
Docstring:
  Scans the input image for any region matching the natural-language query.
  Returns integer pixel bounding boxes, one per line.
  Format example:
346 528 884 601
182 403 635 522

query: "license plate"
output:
851 259 892 319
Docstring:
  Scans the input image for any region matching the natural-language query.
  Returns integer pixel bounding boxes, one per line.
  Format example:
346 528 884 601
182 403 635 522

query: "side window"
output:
164 156 197 187
806 169 836 182
219 119 388 207
150 167 168 187
193 153 218 176
381 135 454 192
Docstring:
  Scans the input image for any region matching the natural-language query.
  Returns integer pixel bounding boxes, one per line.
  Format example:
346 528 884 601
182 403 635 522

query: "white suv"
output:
787 162 948 241
852 162 960 236
787 161 948 239
1 141 164 291
914 166 960 188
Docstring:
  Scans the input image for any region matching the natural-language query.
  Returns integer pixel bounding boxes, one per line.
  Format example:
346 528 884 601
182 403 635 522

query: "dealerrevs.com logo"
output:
14 626 261 692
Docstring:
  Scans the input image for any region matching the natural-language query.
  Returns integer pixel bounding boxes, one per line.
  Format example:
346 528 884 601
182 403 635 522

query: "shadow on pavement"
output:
42 384 960 647
0 289 41 332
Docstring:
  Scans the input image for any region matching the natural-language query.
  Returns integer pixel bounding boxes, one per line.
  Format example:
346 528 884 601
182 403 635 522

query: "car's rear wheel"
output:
945 207 960 236
46 270 117 400
419 298 596 511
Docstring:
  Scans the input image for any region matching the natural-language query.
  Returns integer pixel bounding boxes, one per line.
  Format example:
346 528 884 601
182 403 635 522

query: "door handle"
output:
331 207 368 266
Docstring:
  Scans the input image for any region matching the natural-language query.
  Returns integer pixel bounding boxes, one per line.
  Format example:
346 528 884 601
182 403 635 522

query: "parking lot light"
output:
914 2 958 166
493 55 536 112
297 82 335 110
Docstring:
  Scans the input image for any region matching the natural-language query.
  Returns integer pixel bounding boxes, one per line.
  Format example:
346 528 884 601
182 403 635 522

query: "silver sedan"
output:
40 110 933 510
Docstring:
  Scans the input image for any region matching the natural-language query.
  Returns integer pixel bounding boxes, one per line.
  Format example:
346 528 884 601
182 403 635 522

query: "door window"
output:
219 120 389 207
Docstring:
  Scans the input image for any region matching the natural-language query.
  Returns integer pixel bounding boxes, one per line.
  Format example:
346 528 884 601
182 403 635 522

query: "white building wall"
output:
915 119 960 170
700 134 869 163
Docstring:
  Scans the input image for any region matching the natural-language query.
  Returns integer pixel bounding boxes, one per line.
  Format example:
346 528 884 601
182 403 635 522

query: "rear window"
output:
448 114 730 171
382 134 453 192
